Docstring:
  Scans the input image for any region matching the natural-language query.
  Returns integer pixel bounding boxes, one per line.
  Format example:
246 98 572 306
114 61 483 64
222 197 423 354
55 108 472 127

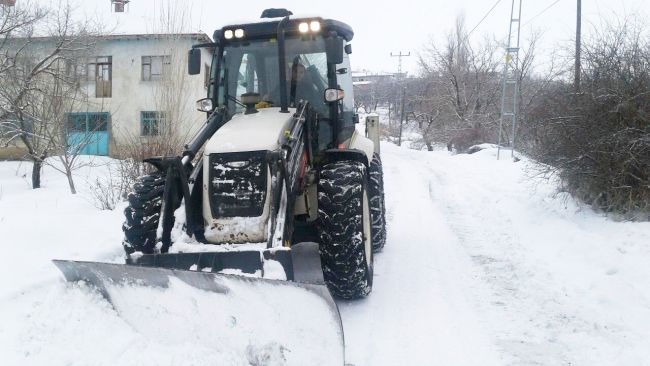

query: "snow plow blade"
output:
52 244 344 365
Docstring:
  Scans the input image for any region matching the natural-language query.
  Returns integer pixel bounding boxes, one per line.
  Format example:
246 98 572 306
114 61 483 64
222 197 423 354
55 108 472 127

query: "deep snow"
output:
1 141 650 365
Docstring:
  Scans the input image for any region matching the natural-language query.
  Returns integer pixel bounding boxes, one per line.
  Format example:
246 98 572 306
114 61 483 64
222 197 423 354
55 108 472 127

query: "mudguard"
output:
321 148 369 167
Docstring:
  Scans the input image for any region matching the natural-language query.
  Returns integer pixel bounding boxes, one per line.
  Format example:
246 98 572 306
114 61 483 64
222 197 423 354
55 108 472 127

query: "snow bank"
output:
0 159 342 365
415 145 650 365
3 141 650 365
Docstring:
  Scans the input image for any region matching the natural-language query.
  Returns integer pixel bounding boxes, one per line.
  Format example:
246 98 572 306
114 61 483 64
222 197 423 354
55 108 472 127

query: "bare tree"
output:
0 1 99 192
415 15 501 151
0 1 50 187
414 16 549 153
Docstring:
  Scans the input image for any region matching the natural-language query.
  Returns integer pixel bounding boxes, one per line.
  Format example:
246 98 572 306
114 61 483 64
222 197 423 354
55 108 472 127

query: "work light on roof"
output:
234 29 245 38
309 21 321 32
224 30 234 39
298 22 309 33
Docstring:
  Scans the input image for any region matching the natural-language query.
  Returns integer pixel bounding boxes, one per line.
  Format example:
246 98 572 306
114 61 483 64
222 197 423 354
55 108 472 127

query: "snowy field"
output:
1 142 650 365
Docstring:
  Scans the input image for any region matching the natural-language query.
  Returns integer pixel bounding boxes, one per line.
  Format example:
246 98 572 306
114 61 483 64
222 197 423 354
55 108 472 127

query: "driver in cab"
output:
260 62 319 109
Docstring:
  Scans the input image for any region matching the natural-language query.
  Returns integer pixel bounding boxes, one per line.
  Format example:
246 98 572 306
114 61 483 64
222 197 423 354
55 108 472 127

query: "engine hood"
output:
204 107 295 154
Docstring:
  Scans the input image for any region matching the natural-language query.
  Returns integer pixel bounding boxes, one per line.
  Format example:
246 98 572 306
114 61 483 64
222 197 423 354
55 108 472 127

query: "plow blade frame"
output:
127 249 295 280
51 243 344 364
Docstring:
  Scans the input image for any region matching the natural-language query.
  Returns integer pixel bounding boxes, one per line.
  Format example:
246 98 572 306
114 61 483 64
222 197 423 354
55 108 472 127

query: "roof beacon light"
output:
309 21 321 32
298 22 309 33
234 29 245 38
224 30 234 39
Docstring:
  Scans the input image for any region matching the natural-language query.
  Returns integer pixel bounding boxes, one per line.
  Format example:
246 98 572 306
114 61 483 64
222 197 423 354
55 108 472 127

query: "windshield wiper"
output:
221 67 246 111
226 94 246 108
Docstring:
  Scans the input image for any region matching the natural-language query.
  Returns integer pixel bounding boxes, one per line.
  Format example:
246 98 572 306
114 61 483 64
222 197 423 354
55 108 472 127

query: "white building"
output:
69 33 213 156
352 71 400 84
1 33 214 157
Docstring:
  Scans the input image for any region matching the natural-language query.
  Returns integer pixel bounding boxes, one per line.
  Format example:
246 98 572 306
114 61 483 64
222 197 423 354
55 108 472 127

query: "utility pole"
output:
391 51 410 142
574 0 582 93
497 0 523 161
390 51 411 77
398 86 406 146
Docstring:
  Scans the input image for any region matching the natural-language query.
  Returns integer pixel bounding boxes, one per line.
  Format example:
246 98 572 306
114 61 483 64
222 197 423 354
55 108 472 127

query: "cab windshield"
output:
210 36 329 115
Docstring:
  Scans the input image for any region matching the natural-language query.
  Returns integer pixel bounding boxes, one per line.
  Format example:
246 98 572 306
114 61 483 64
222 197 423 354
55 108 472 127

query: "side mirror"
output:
188 48 201 75
325 36 344 65
324 88 344 102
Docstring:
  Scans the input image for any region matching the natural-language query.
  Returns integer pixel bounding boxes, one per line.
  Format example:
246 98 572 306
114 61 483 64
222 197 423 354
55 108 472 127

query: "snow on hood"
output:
204 108 294 154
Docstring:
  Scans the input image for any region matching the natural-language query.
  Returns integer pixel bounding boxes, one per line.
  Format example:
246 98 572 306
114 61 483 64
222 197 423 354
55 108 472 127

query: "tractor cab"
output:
189 10 356 150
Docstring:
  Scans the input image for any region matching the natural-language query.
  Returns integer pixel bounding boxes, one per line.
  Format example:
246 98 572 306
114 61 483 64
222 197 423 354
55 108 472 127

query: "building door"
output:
67 112 109 155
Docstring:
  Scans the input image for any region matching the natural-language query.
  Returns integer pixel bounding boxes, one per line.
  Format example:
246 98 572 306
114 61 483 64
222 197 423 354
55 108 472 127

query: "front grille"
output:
209 151 268 218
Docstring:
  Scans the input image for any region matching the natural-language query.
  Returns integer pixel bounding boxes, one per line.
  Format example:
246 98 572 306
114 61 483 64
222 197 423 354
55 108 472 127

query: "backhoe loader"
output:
54 9 386 364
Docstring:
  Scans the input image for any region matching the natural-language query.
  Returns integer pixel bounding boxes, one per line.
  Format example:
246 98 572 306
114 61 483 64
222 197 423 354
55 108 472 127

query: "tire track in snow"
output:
420 154 582 366
418 150 650 366
338 144 501 366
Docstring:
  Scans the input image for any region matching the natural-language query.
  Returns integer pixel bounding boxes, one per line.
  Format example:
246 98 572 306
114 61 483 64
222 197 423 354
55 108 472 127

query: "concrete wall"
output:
78 35 213 156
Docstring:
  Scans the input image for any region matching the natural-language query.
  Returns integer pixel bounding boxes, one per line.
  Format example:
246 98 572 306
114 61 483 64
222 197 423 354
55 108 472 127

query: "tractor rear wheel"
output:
317 160 373 299
122 173 165 254
369 153 386 251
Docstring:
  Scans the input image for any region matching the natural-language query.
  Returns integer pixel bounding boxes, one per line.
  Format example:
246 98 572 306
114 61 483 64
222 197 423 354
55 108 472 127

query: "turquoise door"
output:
67 113 109 156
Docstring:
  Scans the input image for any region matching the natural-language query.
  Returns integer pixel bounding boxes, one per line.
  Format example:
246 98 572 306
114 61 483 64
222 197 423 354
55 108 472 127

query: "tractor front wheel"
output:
369 153 386 251
317 160 373 299
122 173 165 254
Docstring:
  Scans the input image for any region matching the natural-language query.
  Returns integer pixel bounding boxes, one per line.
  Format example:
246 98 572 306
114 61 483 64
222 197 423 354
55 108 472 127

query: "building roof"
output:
95 33 212 42
352 71 396 78
23 32 212 43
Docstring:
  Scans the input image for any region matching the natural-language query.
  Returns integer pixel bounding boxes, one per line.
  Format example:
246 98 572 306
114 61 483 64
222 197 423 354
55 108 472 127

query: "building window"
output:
142 55 170 81
88 56 112 98
67 112 109 133
66 112 110 156
140 111 166 136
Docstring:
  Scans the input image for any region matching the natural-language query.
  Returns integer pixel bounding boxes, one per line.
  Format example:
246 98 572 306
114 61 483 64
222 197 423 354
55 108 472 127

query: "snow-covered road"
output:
2 142 650 365
339 143 502 365
340 142 650 366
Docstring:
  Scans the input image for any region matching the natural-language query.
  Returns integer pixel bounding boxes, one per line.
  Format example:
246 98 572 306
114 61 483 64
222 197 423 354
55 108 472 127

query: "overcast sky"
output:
42 0 650 74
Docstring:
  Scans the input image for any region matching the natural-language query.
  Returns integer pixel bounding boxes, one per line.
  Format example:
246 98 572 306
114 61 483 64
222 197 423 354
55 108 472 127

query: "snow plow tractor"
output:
53 8 385 363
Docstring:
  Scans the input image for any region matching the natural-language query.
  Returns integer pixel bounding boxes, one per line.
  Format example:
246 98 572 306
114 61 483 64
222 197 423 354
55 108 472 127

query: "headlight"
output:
224 30 233 39
309 21 321 32
298 22 309 33
234 28 244 38
196 98 214 112
324 88 344 102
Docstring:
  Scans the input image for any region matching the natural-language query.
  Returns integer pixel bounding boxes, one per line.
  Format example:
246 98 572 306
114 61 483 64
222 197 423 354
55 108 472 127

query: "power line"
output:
495 0 561 44
467 0 504 38
522 0 562 27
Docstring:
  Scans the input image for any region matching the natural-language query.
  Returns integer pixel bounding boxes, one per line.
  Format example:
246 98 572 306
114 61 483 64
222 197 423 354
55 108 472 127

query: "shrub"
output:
530 19 650 217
